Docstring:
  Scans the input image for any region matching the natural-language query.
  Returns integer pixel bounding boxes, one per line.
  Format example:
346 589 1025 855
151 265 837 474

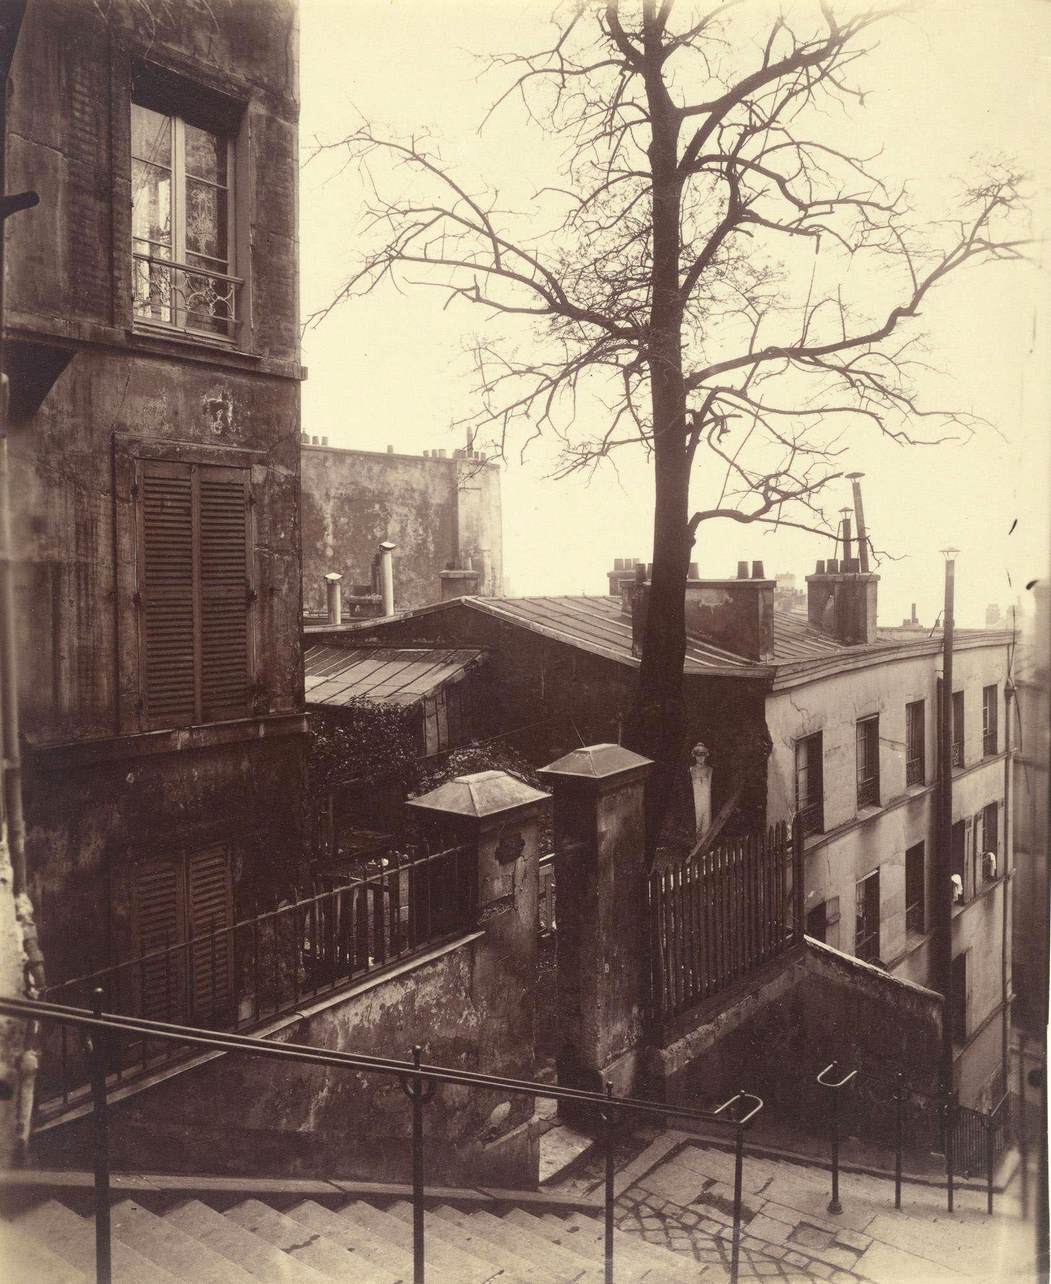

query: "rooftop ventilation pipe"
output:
323 572 343 626
847 472 870 572
379 540 397 616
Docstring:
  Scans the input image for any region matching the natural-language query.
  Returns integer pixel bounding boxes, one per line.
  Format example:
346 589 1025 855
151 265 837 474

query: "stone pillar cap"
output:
538 743 653 783
406 769 548 821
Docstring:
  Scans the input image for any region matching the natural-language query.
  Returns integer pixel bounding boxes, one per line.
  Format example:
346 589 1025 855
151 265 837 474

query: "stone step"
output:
111 1198 258 1283
225 1196 393 1282
393 1201 545 1284
436 1203 598 1283
0 1214 92 1283
285 1198 410 1283
165 1198 331 1283
336 1198 504 1284
508 1208 684 1284
12 1197 181 1284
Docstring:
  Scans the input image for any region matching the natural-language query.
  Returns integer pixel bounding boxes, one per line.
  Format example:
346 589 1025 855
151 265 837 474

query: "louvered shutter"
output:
199 469 251 722
141 463 196 726
133 858 186 1022
187 845 234 1021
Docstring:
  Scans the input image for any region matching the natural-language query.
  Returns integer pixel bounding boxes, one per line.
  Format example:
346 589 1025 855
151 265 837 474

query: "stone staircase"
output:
1 1192 702 1282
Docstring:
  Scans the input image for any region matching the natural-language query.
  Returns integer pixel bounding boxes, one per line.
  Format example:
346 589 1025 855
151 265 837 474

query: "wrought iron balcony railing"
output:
132 252 243 341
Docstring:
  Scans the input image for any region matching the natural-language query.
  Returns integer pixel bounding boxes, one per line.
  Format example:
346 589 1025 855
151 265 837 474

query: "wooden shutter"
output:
187 845 234 1021
198 468 251 722
133 857 186 1022
141 462 196 726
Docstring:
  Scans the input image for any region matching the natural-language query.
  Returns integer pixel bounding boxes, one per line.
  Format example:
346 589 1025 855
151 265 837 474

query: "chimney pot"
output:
437 448 447 458
751 560 764 580
614 557 624 571
311 435 319 445
321 436 329 447
737 561 749 580
687 561 699 579
827 558 840 574
815 560 825 574
300 431 308 443
387 444 394 453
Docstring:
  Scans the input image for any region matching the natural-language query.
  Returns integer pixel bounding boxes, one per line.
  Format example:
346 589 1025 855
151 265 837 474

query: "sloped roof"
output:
464 595 757 675
304 646 484 708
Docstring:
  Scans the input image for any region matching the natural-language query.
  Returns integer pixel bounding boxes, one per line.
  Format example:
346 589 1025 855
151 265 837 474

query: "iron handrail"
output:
1 993 763 1284
816 1061 858 1090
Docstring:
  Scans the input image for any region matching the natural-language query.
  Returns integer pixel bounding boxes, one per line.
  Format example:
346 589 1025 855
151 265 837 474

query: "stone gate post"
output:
538 744 653 1106
406 770 549 1178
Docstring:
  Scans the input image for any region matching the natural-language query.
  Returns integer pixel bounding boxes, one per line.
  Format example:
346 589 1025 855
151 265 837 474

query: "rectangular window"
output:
805 896 840 948
137 459 253 728
856 716 880 809
905 841 926 934
951 951 968 1043
795 732 824 834
982 685 998 756
132 845 233 1025
131 101 239 339
951 691 964 767
905 700 925 786
855 869 880 963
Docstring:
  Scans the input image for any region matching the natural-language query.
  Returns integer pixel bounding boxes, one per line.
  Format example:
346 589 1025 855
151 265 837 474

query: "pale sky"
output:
298 0 1051 631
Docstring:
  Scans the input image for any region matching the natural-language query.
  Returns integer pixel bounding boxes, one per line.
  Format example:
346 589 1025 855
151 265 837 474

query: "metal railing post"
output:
1018 1032 1028 1218
411 1045 425 1284
89 988 112 1284
894 1072 904 1211
603 1079 615 1284
945 1093 956 1213
731 1120 745 1284
986 1111 995 1215
816 1062 856 1215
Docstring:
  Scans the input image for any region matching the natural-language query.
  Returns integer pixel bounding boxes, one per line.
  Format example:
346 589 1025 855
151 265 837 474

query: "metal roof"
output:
465 595 756 674
304 646 484 708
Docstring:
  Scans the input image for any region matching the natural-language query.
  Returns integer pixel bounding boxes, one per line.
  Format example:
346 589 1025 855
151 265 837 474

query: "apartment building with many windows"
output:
766 565 1013 1110
5 0 306 1021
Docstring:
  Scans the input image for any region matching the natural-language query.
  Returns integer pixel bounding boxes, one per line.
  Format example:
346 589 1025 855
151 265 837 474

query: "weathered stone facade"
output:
301 442 503 615
5 0 306 1017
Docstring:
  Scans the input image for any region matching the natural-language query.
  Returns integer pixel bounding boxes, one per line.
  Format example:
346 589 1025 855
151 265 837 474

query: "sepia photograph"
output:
0 0 1047 1279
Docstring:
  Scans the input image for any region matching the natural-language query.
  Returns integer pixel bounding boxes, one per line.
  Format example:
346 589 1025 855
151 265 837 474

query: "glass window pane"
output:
131 104 172 167
132 159 172 249
185 124 227 185
133 256 173 324
185 178 228 263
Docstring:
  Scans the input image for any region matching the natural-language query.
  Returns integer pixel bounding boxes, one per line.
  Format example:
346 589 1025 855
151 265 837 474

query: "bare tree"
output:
311 1 1024 852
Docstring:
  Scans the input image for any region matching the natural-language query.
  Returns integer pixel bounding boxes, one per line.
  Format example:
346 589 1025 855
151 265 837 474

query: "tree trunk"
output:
623 21 690 860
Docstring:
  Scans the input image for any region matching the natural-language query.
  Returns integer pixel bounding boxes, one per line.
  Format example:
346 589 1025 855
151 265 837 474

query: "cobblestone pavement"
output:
549 1127 1035 1283
616 1185 863 1282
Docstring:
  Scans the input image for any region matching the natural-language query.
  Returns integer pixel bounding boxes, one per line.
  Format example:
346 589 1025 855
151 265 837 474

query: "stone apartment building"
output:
5 0 306 1025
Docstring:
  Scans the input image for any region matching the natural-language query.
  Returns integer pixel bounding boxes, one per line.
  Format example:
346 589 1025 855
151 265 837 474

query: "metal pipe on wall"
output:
937 551 958 1102
379 540 396 616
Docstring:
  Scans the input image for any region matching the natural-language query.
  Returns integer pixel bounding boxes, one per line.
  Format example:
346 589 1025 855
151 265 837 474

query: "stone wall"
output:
649 938 944 1148
300 445 503 614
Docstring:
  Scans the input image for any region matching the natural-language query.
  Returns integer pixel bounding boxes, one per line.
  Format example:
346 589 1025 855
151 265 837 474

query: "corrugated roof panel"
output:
304 647 486 708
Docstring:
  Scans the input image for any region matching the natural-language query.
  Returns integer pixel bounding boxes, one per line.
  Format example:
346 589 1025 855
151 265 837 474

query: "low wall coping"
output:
804 935 944 1004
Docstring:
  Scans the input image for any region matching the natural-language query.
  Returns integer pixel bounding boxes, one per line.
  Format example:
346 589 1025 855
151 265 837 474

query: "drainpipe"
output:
379 540 396 616
937 549 959 1101
1002 678 1014 1095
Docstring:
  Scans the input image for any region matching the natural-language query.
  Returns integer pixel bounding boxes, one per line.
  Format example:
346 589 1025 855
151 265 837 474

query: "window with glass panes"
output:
905 841 925 934
855 715 880 808
794 732 823 834
131 102 237 338
982 685 998 756
905 700 925 786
